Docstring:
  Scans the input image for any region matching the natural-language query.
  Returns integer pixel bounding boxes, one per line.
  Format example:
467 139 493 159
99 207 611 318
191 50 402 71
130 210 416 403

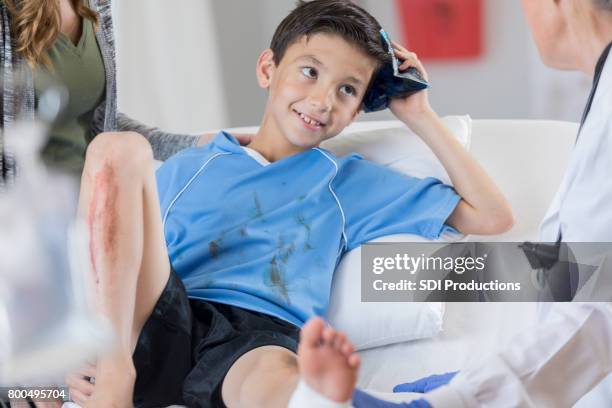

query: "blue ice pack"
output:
362 30 429 113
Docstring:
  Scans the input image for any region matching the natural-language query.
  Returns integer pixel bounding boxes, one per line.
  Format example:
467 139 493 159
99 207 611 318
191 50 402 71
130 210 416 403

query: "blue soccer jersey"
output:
156 132 460 327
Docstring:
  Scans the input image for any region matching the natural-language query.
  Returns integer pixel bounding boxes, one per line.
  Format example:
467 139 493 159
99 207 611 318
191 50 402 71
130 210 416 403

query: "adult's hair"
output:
269 0 390 68
4 0 98 68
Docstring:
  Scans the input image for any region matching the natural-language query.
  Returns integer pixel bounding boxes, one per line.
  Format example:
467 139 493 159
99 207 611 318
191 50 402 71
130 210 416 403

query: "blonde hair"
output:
4 0 99 68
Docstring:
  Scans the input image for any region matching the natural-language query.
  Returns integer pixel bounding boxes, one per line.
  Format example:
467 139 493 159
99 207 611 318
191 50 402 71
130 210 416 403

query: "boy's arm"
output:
399 109 513 235
388 43 514 236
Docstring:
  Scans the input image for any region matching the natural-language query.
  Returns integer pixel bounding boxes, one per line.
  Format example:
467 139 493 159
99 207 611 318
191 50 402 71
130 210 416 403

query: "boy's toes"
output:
341 341 355 357
322 326 337 345
300 317 326 347
334 332 347 349
348 353 361 369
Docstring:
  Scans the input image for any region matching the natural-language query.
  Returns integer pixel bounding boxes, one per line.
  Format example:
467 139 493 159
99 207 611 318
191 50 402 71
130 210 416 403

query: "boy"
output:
69 1 513 407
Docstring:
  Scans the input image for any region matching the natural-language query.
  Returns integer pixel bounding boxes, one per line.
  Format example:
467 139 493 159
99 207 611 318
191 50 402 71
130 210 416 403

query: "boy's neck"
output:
247 114 312 162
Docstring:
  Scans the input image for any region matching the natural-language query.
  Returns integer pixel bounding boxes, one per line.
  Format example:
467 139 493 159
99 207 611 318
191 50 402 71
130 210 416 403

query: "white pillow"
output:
320 115 471 185
322 116 472 350
204 116 472 349
327 232 460 351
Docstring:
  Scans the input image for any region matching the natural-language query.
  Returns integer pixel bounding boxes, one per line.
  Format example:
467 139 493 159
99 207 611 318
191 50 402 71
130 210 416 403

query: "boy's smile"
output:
251 33 377 161
293 107 326 131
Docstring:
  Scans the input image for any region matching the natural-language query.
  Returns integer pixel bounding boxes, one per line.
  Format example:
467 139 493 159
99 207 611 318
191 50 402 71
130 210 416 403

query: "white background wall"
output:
113 0 592 132
113 0 228 133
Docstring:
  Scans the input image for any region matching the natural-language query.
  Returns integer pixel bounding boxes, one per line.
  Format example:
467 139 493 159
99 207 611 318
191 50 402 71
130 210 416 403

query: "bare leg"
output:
71 132 170 407
221 318 360 408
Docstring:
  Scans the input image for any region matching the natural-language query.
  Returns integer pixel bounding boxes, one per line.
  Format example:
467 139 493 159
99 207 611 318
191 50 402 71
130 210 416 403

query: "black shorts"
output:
132 270 300 408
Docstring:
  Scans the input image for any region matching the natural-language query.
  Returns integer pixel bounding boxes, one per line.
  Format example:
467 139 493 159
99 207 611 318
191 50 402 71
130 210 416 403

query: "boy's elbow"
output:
484 207 515 234
450 201 515 235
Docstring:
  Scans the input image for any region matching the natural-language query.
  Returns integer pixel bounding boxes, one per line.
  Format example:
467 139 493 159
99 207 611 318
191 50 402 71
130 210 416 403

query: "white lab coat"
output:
540 47 612 243
424 303 612 408
422 47 612 407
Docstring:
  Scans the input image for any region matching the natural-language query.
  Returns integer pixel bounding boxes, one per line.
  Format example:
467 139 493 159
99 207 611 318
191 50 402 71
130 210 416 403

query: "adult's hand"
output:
353 389 432 408
65 363 97 406
393 372 458 393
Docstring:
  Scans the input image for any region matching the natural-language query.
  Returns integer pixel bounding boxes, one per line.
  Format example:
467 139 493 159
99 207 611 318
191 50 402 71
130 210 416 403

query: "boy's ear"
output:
256 49 276 89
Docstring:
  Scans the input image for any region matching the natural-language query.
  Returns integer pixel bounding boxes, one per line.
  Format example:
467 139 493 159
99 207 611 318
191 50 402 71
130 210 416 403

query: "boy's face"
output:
257 33 377 151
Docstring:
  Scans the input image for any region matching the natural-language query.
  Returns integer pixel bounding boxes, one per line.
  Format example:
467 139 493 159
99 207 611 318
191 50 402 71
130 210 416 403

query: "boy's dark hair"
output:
270 0 390 68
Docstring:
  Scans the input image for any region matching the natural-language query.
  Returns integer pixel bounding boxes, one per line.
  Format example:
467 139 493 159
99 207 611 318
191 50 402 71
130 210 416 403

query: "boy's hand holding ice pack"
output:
362 30 429 113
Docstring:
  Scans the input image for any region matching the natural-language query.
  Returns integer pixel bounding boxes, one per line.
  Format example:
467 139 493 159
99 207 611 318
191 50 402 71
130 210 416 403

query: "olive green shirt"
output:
35 18 106 173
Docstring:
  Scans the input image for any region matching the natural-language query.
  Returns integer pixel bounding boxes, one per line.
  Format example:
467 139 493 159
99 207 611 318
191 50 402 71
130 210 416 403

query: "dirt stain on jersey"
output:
295 214 313 251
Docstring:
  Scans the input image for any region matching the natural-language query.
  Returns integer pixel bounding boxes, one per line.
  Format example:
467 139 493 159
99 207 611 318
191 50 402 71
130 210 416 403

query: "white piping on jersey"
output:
162 152 233 228
314 148 347 253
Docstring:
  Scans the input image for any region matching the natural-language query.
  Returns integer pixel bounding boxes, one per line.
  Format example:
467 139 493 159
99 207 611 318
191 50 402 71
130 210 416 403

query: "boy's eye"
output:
301 67 317 79
340 85 356 97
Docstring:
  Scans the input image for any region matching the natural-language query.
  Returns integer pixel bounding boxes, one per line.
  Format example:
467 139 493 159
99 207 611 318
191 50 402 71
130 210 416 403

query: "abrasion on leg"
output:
87 162 119 287
85 159 142 353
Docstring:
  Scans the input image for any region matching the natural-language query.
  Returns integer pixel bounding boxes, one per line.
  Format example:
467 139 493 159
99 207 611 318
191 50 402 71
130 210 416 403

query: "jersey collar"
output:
212 131 243 153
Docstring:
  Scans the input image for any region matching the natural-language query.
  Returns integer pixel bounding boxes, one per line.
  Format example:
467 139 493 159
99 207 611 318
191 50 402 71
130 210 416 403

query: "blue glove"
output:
393 372 458 393
353 389 431 408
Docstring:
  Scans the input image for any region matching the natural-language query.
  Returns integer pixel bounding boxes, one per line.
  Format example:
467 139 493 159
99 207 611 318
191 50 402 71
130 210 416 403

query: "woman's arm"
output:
389 43 514 235
93 110 254 161
116 112 198 161
118 114 254 159
90 105 198 161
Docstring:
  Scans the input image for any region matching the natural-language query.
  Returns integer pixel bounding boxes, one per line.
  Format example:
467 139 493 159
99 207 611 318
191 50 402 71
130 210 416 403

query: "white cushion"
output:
327 233 458 351
321 116 471 185
321 117 470 350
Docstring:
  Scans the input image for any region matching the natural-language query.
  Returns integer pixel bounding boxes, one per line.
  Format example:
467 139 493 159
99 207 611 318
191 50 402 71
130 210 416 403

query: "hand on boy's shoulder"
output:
197 132 216 146
197 132 254 147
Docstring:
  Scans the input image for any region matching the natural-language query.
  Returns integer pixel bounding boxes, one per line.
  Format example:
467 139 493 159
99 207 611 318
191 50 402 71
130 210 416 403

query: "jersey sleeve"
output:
333 157 461 250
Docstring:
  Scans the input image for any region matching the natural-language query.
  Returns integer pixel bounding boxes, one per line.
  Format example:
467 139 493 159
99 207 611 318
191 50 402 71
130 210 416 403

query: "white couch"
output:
466 119 576 242
168 119 595 405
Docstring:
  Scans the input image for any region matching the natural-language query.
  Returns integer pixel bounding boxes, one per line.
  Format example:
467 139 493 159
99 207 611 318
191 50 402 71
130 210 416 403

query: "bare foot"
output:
297 317 360 403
